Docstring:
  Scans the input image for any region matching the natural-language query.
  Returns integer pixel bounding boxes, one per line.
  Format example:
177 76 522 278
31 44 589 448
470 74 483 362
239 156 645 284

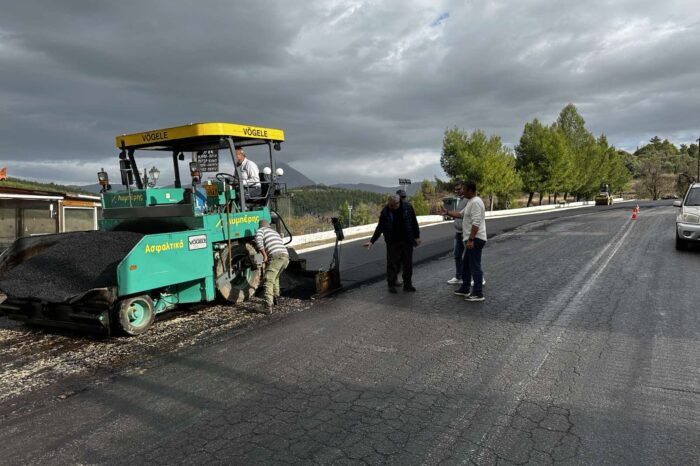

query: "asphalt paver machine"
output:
0 122 312 335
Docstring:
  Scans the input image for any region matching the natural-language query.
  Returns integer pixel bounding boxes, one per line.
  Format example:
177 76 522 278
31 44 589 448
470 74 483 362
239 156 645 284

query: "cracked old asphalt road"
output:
1 204 699 465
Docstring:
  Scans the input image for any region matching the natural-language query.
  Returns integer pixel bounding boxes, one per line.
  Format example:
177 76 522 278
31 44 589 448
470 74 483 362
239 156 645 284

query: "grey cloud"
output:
1 0 699 186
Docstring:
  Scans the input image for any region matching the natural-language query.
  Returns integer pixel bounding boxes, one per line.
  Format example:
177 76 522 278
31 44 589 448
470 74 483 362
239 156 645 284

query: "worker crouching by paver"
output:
254 220 289 314
363 194 421 293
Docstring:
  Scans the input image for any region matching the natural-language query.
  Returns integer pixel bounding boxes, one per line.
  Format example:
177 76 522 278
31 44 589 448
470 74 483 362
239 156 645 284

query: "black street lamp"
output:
148 166 160 187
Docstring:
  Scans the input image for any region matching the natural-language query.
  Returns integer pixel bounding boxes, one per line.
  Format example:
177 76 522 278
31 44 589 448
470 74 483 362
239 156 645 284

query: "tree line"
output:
284 104 698 233
631 136 698 200
440 104 633 208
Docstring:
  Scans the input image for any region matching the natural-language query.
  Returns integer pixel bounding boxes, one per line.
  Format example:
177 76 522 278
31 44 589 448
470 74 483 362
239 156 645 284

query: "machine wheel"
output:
676 234 687 251
114 295 155 336
215 243 260 303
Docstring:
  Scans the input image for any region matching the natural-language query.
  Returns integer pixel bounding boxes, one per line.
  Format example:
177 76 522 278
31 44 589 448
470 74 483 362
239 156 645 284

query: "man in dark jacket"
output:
363 194 421 293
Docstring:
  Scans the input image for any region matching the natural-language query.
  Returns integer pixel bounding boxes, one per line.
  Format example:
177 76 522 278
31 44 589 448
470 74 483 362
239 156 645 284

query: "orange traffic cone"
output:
631 209 637 220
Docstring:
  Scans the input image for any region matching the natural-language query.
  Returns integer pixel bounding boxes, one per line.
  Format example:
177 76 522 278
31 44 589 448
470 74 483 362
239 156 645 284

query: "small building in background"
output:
0 186 101 249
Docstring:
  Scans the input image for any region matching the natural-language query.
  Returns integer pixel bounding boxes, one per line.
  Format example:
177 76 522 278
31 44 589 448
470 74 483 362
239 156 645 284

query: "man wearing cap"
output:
363 194 421 293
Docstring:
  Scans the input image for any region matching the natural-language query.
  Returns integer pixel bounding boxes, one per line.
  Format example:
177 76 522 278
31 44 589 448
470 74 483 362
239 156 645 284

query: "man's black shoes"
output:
389 285 415 292
465 294 485 302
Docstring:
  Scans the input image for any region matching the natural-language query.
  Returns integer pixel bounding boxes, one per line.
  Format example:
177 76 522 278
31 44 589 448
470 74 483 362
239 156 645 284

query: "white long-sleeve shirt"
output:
240 158 260 188
461 196 487 241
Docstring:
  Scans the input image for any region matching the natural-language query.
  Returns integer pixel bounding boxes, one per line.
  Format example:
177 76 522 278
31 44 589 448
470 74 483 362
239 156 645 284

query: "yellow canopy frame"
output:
115 122 285 150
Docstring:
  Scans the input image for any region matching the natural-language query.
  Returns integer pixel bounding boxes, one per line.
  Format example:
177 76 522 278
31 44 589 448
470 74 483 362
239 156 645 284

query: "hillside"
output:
1 177 91 194
288 185 386 216
330 183 424 196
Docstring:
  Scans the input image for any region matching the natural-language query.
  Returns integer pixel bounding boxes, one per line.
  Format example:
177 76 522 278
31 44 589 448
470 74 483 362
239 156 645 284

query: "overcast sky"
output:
1 0 699 186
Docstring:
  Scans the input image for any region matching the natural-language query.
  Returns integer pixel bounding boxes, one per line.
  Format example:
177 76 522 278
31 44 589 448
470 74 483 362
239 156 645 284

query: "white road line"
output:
422 215 637 465
469 218 636 464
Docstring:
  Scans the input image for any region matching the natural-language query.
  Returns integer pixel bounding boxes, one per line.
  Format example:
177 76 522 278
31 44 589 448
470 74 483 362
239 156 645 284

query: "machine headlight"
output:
681 213 700 224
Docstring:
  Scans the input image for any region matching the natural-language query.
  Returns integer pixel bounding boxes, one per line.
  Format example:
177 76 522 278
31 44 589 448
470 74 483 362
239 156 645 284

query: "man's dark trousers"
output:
386 241 413 287
461 238 485 295
453 232 464 280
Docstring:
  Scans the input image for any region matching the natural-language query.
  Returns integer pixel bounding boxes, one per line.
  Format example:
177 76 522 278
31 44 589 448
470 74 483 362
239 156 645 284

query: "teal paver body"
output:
100 184 271 313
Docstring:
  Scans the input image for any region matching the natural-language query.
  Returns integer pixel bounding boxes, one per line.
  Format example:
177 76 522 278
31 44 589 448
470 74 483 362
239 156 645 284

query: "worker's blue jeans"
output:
453 232 464 279
457 238 485 295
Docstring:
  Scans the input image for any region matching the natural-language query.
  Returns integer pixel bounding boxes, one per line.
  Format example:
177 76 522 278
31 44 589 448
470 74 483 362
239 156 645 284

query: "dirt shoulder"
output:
0 296 312 420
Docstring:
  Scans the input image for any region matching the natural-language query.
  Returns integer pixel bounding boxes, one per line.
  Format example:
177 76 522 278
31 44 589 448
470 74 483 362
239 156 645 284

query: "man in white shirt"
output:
454 180 487 302
235 148 261 195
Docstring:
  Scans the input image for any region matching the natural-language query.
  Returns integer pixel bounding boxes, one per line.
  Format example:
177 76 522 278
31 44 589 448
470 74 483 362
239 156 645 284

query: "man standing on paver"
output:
254 220 289 314
454 181 487 302
364 194 421 293
440 180 469 285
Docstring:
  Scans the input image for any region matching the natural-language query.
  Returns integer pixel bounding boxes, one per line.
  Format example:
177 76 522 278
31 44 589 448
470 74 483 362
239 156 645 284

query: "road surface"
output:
301 200 668 287
1 203 698 465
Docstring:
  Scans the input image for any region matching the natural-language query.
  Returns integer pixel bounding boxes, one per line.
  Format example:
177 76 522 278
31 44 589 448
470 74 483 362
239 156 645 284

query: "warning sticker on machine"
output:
188 234 208 250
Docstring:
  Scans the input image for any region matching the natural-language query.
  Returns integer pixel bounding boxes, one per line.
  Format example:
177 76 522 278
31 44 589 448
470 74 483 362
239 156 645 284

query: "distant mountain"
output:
275 162 316 188
330 183 423 196
75 161 315 192
73 183 103 194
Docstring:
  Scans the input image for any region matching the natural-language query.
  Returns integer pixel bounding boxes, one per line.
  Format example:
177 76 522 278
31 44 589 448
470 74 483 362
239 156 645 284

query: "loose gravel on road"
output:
0 296 311 419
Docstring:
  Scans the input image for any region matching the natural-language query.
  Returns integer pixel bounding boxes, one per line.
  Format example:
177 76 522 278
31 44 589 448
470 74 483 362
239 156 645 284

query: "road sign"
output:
398 178 412 185
196 150 219 173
